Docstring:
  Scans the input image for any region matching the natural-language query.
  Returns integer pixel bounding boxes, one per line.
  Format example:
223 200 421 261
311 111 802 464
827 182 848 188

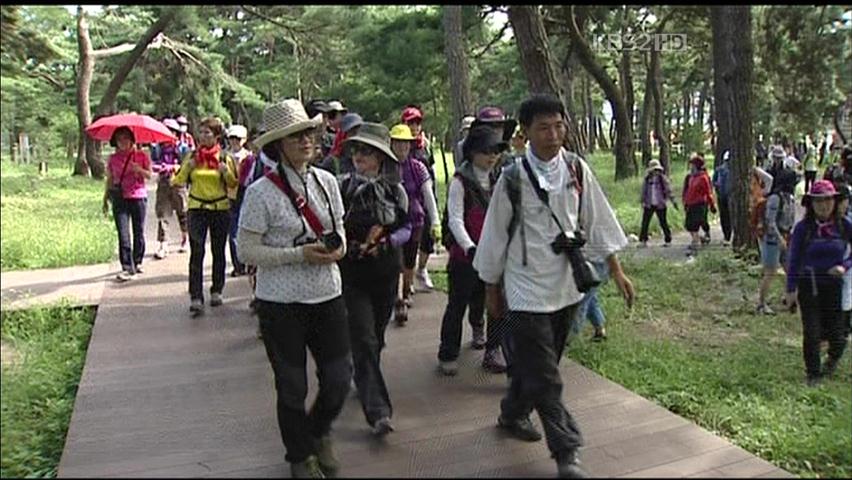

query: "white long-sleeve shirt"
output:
472 148 628 313
447 165 492 251
422 179 440 228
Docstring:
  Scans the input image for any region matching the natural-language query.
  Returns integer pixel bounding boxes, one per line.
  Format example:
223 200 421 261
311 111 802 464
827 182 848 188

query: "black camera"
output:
551 230 602 293
321 231 343 252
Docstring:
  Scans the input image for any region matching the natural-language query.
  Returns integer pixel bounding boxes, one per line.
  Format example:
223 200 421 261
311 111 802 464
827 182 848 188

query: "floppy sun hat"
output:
253 99 323 149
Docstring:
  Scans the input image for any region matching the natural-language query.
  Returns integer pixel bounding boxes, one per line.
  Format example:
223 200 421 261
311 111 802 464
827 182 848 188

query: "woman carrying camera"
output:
237 99 350 478
338 123 412 437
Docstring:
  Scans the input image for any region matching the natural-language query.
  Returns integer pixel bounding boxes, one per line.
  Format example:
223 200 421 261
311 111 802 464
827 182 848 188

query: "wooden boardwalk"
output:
56 206 793 478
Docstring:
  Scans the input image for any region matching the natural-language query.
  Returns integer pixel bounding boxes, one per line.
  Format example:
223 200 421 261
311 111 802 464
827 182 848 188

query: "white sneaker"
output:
416 268 434 291
115 271 134 282
154 242 167 260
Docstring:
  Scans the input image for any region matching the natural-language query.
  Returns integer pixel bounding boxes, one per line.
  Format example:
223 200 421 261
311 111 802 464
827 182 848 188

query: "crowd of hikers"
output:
100 92 850 478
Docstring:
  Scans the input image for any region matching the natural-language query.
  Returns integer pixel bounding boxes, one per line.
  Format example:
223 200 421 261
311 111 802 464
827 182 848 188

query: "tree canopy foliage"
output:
1 5 849 176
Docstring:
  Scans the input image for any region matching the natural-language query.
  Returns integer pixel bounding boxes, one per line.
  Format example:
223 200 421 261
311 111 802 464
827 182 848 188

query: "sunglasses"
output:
476 145 504 156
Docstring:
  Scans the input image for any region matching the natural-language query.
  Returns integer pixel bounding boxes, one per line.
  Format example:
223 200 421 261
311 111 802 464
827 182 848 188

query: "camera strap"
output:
265 169 331 239
521 157 569 233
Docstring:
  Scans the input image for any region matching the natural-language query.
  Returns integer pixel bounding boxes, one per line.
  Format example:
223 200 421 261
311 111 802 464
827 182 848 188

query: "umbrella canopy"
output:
85 113 177 144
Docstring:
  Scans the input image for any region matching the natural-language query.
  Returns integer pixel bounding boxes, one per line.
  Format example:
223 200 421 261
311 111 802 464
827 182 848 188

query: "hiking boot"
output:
415 267 434 291
115 271 134 282
822 356 841 377
134 265 144 275
154 242 167 259
439 360 459 376
701 234 711 245
471 326 486 350
755 304 776 316
190 299 204 314
290 455 325 479
555 449 589 478
210 293 223 307
805 374 822 387
497 414 542 442
591 327 607 342
315 436 339 477
371 416 395 437
394 299 408 326
482 348 507 374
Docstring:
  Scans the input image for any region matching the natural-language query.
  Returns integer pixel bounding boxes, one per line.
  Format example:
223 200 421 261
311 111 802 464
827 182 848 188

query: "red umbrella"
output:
85 113 177 145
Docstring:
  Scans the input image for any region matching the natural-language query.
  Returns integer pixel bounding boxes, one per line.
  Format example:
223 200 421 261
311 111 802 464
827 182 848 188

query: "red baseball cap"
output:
401 107 423 123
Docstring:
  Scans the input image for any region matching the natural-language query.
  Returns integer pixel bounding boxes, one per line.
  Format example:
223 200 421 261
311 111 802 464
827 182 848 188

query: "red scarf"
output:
196 144 221 169
415 132 426 151
330 129 348 158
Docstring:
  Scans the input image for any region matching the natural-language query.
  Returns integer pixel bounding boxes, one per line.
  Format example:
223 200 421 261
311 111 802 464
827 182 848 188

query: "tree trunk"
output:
442 5 473 154
597 117 609 150
709 95 716 151
566 6 635 179
697 74 709 129
640 52 653 167
508 5 581 152
712 11 734 170
584 75 597 153
74 6 93 177
711 6 754 250
650 45 670 173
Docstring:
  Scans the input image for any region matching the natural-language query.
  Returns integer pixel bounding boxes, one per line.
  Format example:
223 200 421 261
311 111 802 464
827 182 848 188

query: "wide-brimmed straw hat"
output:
344 122 399 163
646 159 664 173
253 99 323 149
389 124 415 141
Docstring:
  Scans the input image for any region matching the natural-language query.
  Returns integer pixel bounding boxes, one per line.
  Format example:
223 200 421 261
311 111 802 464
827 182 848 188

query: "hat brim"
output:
344 136 399 163
253 115 323 149
471 118 517 142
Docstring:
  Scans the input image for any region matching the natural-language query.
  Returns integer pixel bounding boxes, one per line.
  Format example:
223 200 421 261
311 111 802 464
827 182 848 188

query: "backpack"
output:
440 171 489 249
713 164 731 198
504 152 585 266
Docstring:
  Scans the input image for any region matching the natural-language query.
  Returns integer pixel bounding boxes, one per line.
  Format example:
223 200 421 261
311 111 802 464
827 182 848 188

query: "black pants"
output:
187 209 230 302
501 305 583 456
718 196 732 241
438 260 505 361
257 297 352 464
228 200 244 273
638 207 672 243
113 197 146 274
343 273 397 426
798 277 847 378
804 171 817 194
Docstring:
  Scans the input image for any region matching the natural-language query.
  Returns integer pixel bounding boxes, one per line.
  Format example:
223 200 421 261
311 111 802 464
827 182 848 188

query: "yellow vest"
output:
171 151 239 211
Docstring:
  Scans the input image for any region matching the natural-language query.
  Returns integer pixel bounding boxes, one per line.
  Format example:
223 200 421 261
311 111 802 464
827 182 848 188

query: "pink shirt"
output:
108 150 150 199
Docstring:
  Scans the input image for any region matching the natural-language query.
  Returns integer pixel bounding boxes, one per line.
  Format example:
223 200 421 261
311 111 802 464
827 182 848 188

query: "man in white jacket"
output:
473 94 635 479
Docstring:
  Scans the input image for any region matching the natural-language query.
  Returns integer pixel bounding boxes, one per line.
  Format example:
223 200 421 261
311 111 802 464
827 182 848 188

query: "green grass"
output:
569 251 852 478
1 159 116 271
1 302 95 478
430 151 851 478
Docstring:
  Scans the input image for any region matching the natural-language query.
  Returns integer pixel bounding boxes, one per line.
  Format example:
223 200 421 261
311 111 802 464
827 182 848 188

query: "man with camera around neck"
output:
473 94 635 478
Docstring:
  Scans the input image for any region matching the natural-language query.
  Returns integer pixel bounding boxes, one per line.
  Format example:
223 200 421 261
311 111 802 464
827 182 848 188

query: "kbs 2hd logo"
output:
593 33 687 52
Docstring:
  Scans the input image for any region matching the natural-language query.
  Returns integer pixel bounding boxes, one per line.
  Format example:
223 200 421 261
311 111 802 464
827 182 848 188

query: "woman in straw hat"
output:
338 122 412 437
237 99 350 478
785 180 851 386
638 159 676 248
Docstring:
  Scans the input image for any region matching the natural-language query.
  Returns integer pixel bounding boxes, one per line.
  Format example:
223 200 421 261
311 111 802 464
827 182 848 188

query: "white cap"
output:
327 101 347 112
227 125 248 139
